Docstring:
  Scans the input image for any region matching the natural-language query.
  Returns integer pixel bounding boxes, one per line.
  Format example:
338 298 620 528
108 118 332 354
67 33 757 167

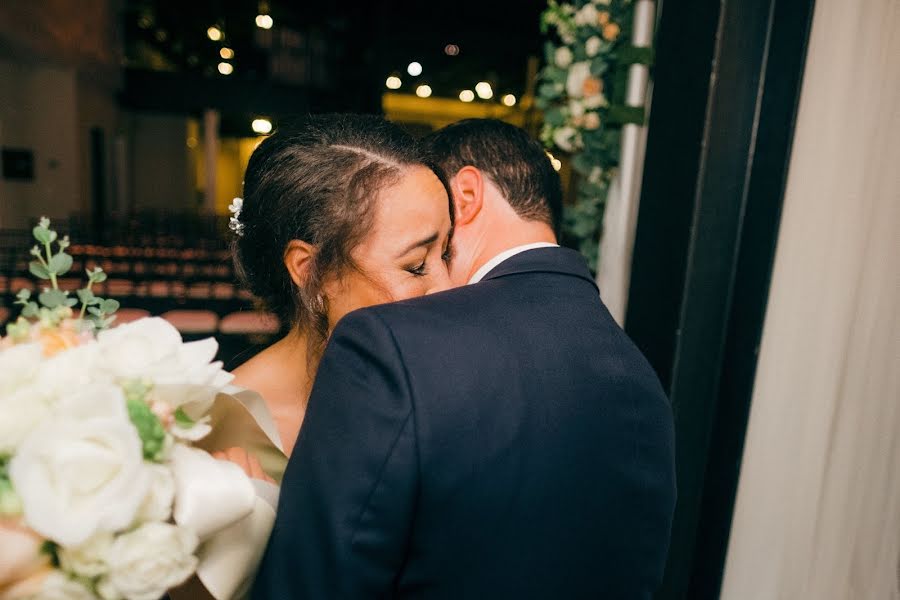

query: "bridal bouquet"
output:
0 219 253 599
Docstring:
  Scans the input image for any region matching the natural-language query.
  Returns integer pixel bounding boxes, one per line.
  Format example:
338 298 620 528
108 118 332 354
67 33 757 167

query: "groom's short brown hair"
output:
423 119 563 234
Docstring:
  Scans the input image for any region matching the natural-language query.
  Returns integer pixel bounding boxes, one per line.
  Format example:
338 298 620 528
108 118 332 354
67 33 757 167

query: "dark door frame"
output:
624 0 817 598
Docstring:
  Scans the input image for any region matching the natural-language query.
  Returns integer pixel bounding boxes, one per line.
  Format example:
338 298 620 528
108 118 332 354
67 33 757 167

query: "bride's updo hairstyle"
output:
233 113 428 348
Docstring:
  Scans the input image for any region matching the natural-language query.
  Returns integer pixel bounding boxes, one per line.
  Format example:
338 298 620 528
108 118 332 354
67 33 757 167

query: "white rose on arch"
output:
586 35 603 57
553 126 581 153
566 61 593 98
9 383 150 546
574 3 599 26
97 522 198 600
554 46 574 68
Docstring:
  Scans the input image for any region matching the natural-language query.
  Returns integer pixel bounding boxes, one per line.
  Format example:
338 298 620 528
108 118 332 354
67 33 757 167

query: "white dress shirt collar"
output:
467 242 560 284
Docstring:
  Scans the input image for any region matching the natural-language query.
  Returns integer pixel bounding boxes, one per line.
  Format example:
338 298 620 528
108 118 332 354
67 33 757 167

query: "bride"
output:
173 114 454 599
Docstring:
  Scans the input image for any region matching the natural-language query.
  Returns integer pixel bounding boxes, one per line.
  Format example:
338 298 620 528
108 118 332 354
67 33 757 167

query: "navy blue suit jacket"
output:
253 247 676 599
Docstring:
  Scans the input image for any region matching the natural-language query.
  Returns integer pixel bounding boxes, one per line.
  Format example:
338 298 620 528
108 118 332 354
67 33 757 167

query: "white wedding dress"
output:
189 385 287 600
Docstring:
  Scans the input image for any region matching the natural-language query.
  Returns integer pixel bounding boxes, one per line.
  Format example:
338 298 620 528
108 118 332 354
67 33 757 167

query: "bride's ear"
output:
451 166 484 226
284 240 316 288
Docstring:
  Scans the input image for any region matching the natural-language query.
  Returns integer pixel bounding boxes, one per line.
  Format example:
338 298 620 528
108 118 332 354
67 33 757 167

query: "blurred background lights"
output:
475 81 493 99
415 84 433 98
217 62 233 75
385 75 402 89
444 44 460 56
219 47 234 59
207 26 223 41
255 14 274 29
546 151 562 172
407 61 423 76
502 94 517 107
251 118 273 135
459 89 475 102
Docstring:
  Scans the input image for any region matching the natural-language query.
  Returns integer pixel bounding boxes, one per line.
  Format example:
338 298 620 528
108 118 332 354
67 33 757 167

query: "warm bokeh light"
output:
207 26 223 41
502 94 517 107
416 84 433 98
217 62 234 75
251 118 273 135
445 44 460 56
475 81 493 100
385 76 402 90
219 47 234 59
546 151 562 172
407 62 423 76
459 89 475 102
255 14 274 29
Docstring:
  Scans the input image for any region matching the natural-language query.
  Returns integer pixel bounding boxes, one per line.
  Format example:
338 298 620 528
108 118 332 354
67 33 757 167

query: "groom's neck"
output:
465 217 557 281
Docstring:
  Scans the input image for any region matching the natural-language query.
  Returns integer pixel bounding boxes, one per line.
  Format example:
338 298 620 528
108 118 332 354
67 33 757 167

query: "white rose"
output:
0 343 41 396
554 46 573 68
136 464 175 523
586 35 603 57
574 3 599 26
59 532 113 578
594 0 612 5
569 99 586 119
566 61 592 98
36 571 95 600
9 383 150 546
38 342 105 395
97 523 198 600
553 126 579 153
584 93 609 109
0 384 53 455
98 319 232 436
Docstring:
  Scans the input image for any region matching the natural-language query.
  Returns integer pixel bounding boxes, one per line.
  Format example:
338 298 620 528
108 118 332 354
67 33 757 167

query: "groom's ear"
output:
284 240 316 288
451 166 484 226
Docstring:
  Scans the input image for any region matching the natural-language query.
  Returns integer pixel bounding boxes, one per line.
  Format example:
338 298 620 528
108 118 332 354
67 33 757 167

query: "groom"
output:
253 119 676 598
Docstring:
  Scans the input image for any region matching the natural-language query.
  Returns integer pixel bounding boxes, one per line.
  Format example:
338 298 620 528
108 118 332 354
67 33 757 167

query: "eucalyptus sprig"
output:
9 217 119 335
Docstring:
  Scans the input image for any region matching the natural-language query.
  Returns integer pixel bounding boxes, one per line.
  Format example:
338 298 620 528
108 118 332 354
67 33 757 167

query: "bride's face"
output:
323 165 454 327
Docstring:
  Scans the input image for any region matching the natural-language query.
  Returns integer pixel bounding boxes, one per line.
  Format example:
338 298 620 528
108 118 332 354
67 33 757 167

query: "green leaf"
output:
38 289 67 309
48 253 73 276
64 298 78 308
606 104 646 125
76 288 95 304
126 398 168 461
15 289 31 302
174 407 196 429
544 106 567 127
21 302 39 318
32 226 51 245
88 306 103 317
617 45 655 66
100 299 120 314
29 261 50 280
89 269 108 283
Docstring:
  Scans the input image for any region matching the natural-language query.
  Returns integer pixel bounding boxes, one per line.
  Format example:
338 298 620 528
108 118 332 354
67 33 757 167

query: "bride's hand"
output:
213 447 275 484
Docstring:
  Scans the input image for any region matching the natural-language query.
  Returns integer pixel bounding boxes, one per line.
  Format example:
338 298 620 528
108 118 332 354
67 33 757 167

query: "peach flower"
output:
603 22 621 41
598 11 611 25
0 520 51 595
583 77 604 97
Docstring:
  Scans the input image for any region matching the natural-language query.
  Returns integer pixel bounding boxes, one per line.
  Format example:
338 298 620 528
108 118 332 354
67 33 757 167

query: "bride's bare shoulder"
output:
230 347 279 393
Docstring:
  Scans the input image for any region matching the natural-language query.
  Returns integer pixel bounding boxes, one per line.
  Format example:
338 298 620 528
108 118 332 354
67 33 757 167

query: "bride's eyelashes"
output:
406 259 428 277
441 243 454 264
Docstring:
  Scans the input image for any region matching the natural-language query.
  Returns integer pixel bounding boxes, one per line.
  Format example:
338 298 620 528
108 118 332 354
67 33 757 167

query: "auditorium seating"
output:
0 218 281 368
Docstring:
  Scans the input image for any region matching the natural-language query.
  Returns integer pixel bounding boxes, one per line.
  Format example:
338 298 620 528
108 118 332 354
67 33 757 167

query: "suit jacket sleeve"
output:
252 309 417 599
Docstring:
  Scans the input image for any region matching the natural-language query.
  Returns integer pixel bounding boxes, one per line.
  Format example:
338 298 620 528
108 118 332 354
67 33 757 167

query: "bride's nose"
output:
426 266 453 295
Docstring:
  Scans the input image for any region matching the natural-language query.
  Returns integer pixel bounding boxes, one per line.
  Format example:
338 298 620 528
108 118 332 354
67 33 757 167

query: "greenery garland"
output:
537 0 653 271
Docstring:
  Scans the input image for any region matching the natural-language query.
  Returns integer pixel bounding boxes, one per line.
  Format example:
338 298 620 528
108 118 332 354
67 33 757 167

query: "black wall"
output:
625 0 817 597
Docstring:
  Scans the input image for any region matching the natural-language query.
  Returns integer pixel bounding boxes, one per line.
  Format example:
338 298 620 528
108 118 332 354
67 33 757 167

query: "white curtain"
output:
721 1 900 598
